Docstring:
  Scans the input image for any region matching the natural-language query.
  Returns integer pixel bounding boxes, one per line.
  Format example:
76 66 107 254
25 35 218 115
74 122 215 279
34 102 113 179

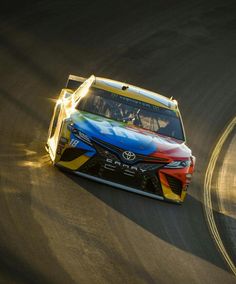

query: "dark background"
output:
0 1 236 283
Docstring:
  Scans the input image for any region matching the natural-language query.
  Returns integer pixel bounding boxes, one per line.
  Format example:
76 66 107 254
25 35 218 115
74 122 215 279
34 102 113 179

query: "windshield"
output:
76 87 185 141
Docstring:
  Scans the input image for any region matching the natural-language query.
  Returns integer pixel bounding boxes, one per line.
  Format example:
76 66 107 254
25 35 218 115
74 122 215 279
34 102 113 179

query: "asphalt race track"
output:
0 1 236 283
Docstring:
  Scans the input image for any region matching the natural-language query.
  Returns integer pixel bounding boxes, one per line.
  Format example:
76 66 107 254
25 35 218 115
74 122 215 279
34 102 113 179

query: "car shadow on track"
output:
64 171 235 275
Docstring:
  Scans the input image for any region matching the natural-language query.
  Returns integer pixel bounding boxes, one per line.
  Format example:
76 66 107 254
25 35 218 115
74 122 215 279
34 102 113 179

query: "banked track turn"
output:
0 1 236 283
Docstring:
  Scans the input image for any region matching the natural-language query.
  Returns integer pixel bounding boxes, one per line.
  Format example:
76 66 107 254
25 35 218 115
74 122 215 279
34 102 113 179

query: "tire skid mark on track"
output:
204 116 236 275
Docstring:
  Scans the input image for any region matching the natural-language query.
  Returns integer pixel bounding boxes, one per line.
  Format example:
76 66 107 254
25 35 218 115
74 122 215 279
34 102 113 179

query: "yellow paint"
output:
160 172 184 202
57 154 90 171
66 75 178 110
181 188 187 201
60 124 71 140
161 184 182 202
63 88 74 94
204 116 236 276
93 84 172 110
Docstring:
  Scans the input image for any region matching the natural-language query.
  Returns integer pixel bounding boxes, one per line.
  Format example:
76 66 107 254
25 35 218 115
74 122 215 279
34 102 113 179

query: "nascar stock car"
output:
46 74 195 203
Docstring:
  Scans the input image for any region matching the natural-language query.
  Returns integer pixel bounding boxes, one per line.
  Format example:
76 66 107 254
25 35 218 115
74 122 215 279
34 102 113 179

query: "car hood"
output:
71 111 191 160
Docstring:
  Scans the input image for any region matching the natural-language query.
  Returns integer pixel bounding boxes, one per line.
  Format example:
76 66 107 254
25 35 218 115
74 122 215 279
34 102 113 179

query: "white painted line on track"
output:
204 116 236 275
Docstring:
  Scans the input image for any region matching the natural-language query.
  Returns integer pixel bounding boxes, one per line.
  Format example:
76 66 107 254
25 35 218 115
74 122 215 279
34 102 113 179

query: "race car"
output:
46 74 195 203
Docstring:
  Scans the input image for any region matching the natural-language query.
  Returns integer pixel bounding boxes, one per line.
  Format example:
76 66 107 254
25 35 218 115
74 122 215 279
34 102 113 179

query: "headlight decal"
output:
164 160 191 169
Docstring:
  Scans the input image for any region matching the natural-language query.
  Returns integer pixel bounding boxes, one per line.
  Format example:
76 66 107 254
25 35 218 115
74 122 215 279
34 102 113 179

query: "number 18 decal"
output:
70 139 79 147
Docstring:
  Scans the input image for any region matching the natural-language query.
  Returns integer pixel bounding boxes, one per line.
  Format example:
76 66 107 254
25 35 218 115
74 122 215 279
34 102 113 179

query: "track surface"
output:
0 1 236 283
215 130 236 266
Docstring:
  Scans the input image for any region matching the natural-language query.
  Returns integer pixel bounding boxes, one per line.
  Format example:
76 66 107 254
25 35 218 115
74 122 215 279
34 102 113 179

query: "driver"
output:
158 117 174 137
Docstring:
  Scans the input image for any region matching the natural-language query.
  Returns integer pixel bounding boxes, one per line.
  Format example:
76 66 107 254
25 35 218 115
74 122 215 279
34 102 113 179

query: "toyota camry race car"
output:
46 75 195 203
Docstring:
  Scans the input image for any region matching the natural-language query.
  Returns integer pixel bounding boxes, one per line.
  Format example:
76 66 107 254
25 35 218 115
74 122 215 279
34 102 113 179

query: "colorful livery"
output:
46 75 195 203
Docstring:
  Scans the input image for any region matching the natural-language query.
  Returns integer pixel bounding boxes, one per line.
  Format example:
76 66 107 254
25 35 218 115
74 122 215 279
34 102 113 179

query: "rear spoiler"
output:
66 74 87 90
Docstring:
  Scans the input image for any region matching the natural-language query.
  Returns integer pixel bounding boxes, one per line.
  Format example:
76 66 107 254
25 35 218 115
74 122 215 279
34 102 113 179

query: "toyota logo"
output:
122 151 136 161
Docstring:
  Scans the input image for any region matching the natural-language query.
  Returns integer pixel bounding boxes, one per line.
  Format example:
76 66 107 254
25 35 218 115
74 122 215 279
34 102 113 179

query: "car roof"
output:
95 77 178 110
67 74 178 111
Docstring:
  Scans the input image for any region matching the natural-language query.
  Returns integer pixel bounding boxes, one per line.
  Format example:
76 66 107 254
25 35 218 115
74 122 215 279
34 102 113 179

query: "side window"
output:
49 104 61 138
